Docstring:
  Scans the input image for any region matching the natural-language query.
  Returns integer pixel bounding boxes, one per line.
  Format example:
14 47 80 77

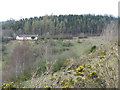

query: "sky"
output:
0 0 119 21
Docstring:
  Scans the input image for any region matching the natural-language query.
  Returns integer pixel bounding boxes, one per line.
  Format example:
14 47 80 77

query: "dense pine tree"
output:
2 14 116 37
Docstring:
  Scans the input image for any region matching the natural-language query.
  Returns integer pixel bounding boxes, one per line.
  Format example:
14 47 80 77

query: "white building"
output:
16 34 38 40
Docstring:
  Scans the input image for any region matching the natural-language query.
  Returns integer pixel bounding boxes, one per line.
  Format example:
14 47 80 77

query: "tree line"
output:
2 14 116 38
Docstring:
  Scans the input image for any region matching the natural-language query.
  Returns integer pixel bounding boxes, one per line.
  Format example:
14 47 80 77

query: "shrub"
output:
49 40 57 46
52 59 65 72
36 59 46 75
77 40 81 43
53 47 69 54
90 45 96 52
17 71 32 82
63 48 69 51
62 42 73 47
35 41 39 45
2 82 20 89
9 72 31 82
2 37 10 43
118 40 120 46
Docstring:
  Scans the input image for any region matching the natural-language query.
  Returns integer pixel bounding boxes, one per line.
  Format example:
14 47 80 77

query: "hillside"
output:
1 36 119 88
19 37 118 88
1 15 119 89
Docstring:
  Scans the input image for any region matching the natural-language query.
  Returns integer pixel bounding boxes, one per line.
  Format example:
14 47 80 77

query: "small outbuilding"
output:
16 34 38 40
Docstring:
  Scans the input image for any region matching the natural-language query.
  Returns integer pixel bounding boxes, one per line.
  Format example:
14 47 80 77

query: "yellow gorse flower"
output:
89 73 92 76
78 72 84 75
77 76 82 80
68 77 73 81
2 82 20 88
92 71 96 74
79 66 84 69
87 65 91 68
44 85 52 88
50 77 56 80
76 68 80 71
82 64 85 67
89 71 97 76
98 56 105 59
75 65 84 72
59 81 64 84
62 85 73 88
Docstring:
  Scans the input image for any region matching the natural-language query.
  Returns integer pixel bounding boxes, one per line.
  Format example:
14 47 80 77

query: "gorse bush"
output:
52 59 65 72
90 45 97 52
2 82 20 89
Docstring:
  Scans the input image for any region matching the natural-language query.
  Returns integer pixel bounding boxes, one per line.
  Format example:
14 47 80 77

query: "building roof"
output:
17 34 38 37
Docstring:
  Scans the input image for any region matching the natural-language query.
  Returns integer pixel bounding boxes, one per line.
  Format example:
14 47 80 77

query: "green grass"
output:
70 39 92 58
35 59 46 75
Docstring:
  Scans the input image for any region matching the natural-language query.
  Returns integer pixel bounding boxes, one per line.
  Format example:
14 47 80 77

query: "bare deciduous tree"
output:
3 42 34 81
101 20 118 43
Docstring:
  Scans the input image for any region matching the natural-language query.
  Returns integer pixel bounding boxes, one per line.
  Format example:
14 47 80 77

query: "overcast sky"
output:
0 0 119 21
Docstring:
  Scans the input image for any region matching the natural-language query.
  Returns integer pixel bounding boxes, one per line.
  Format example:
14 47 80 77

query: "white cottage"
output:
16 34 38 40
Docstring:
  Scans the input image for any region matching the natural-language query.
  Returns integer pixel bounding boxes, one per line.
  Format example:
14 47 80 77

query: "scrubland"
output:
1 20 119 89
